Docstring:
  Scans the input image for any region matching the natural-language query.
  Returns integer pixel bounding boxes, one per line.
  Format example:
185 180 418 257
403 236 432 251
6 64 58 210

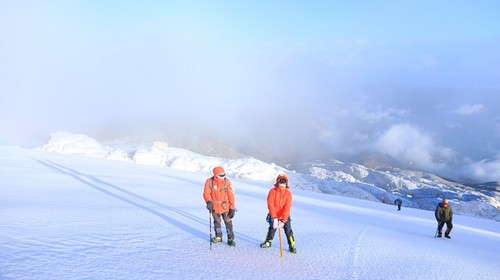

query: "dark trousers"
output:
438 220 453 235
265 217 295 248
212 211 234 239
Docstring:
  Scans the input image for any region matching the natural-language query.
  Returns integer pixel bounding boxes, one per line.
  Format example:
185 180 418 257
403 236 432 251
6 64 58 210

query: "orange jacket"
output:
267 174 292 221
203 175 235 215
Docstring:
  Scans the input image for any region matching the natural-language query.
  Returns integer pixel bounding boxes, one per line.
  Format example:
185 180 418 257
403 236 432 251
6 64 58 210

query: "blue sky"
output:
1 0 499 182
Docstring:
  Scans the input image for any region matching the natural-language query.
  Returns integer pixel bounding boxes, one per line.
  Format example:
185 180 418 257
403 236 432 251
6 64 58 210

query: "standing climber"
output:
260 173 297 253
435 198 453 238
203 166 236 246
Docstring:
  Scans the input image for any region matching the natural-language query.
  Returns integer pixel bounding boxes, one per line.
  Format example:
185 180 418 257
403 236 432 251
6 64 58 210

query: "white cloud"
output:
375 124 433 165
453 104 485 115
374 124 457 173
461 158 500 182
356 108 407 123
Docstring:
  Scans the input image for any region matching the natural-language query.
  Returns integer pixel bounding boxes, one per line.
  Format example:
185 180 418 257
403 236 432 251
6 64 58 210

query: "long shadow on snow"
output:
116 164 426 241
33 158 208 241
130 166 264 245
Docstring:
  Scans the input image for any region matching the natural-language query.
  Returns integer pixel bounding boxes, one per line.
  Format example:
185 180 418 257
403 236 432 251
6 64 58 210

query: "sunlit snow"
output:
1 145 499 279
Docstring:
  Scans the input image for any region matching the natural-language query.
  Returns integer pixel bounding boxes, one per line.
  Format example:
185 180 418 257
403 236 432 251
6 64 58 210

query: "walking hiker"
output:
394 198 402 211
203 166 236 246
435 198 453 239
260 173 297 253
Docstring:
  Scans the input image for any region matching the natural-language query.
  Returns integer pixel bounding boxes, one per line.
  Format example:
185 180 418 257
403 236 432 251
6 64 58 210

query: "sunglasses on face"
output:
218 173 226 178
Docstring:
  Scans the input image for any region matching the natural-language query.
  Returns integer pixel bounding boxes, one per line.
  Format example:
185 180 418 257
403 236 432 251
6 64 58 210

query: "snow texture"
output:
37 132 500 221
1 145 499 280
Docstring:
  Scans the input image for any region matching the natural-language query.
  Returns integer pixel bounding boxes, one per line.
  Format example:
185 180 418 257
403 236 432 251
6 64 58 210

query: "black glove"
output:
228 209 235 219
206 201 213 213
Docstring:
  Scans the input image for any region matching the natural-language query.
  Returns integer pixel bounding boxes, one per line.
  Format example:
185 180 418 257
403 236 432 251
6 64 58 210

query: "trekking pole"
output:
278 226 283 257
209 211 212 250
434 224 439 238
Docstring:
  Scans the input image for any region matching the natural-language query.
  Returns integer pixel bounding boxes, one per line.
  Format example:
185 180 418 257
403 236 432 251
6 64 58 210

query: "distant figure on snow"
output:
394 198 402 211
435 198 453 239
260 173 297 253
203 166 236 246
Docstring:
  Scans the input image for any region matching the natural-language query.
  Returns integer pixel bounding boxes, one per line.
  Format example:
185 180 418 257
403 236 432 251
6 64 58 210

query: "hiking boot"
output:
227 239 236 246
287 236 296 253
437 233 442 238
260 241 272 248
444 235 451 239
211 236 222 243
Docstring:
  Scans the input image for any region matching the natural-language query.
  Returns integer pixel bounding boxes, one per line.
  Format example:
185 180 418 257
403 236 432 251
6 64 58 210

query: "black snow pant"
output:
438 220 453 235
264 216 295 249
212 211 234 239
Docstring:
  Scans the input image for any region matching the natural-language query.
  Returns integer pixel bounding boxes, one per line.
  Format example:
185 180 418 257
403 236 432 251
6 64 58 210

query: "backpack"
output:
209 177 232 211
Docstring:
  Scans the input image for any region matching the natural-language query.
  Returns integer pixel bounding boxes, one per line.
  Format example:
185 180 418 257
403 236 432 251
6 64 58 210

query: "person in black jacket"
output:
394 198 402 211
435 198 453 238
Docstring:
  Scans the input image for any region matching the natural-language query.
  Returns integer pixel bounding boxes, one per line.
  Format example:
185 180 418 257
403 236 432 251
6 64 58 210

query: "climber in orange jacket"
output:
260 173 297 253
203 166 236 246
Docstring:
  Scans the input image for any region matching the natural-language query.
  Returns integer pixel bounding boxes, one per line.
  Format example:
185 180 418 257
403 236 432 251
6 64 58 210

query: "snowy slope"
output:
37 132 500 221
1 146 499 280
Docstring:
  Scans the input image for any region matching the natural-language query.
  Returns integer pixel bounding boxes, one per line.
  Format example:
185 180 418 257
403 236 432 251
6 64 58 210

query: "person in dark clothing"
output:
394 198 402 211
435 198 453 238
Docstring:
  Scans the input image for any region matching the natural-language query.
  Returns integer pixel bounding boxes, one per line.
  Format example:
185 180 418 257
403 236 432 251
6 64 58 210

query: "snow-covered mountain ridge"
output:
38 131 499 221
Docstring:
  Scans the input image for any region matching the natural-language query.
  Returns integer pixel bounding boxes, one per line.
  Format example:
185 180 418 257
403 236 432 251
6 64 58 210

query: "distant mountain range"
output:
287 160 499 221
38 131 499 221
